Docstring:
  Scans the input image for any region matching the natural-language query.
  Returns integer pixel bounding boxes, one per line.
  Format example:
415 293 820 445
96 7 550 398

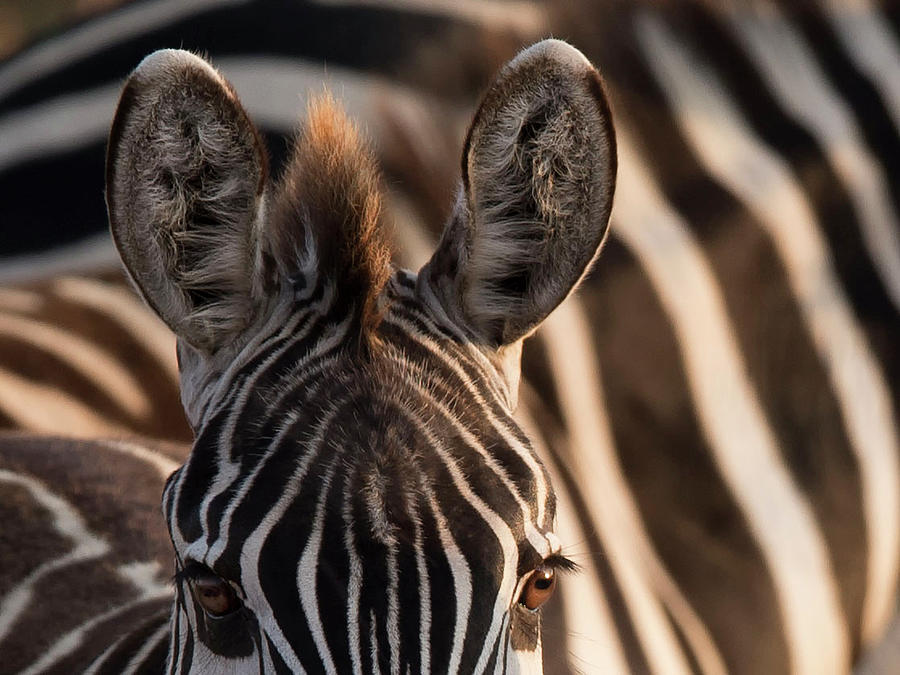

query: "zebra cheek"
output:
506 622 544 675
509 604 542 653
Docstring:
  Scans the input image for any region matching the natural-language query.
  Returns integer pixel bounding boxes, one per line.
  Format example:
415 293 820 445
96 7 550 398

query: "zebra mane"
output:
270 93 392 343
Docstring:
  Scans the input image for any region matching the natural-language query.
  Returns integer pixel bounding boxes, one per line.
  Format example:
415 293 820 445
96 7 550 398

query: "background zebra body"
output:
1 1 900 673
0 274 188 439
0 435 182 673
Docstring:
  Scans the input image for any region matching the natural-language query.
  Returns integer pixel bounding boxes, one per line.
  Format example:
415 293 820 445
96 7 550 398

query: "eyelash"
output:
541 553 580 574
171 560 209 586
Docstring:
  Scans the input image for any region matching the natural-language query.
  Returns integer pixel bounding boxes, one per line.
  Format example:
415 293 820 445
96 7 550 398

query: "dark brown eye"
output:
189 570 240 617
519 564 557 611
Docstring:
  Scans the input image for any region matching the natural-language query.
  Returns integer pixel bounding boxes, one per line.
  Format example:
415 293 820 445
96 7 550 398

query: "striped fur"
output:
102 39 612 674
0 274 190 441
2 1 900 673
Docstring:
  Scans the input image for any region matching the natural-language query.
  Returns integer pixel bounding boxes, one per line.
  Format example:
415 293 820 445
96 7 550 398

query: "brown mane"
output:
270 93 392 345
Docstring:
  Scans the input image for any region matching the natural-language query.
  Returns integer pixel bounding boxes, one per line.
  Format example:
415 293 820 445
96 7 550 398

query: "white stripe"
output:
409 487 431 674
538 302 698 675
819 0 900 134
727 5 900 317
0 82 119 173
344 482 365 675
0 366 124 437
0 287 45 313
52 276 180 384
515 401 632 675
0 312 151 420
98 440 181 481
369 608 381 674
0 469 109 643
83 632 130 675
299 457 341 674
116 561 171 598
614 113 848 672
122 620 170 675
310 0 546 35
0 234 119 285
385 518 401 675
0 0 249 100
638 9 900 647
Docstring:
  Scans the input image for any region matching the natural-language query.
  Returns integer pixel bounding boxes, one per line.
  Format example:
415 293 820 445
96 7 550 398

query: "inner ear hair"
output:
106 49 269 354
423 39 617 348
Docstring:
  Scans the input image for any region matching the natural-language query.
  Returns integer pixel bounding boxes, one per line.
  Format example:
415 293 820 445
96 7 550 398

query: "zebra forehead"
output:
168 336 554 560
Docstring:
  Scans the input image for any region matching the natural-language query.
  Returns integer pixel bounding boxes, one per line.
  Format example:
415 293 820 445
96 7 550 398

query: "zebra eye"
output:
188 569 241 617
519 564 557 611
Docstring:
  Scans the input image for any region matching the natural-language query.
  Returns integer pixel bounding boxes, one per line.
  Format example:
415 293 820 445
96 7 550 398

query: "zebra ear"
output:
422 39 616 347
106 49 268 354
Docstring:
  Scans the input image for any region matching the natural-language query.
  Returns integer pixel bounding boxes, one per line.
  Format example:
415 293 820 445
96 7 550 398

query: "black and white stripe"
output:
0 274 190 440
1 1 900 674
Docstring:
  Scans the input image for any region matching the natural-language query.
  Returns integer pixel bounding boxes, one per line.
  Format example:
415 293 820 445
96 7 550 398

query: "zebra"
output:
5 38 616 673
2 1 900 673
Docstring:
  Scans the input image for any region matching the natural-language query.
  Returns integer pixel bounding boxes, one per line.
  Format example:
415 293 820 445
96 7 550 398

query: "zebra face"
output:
106 39 614 674
161 300 575 672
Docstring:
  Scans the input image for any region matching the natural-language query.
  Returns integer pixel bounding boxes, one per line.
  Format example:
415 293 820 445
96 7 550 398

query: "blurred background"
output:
1 2 899 673
0 0 123 60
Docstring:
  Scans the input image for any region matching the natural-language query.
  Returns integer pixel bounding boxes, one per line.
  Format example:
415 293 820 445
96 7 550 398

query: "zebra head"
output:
105 39 615 674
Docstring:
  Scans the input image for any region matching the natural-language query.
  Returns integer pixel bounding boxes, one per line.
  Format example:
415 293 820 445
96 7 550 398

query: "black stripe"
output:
418 486 456 673
641 2 872 633
0 0 507 115
888 4 900 41
522 382 653 675
791 5 900 225
0 143 107 256
587 231 790 673
317 467 354 673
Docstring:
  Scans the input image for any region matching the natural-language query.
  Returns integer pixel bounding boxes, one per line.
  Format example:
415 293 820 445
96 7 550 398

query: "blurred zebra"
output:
1 1 900 673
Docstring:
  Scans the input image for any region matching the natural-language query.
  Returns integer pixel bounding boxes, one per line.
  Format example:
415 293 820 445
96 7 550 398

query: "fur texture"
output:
423 40 617 347
106 50 268 353
269 93 392 344
107 52 392 355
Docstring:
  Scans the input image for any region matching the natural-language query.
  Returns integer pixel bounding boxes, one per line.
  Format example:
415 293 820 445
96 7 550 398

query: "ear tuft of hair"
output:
270 92 392 343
